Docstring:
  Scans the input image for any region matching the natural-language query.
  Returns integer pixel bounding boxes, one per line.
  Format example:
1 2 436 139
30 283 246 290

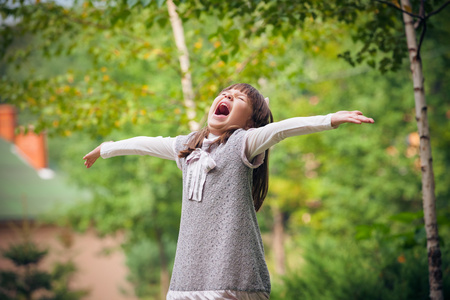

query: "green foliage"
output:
125 238 176 298
3 242 48 267
0 240 87 300
183 0 410 72
271 236 450 300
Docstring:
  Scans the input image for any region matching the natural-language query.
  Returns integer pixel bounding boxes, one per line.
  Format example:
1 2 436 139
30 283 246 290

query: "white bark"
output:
400 1 443 299
167 0 199 131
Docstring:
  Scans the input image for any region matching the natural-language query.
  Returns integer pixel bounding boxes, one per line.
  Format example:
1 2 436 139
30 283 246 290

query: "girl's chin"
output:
207 124 227 135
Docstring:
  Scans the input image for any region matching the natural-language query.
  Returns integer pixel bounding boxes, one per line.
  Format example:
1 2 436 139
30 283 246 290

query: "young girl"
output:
83 83 374 300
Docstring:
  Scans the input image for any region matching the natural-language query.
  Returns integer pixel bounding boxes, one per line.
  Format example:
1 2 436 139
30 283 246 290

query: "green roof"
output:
0 138 90 220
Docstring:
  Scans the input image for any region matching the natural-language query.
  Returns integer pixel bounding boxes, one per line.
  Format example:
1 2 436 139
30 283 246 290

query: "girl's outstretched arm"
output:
331 110 374 127
245 111 374 161
83 136 177 169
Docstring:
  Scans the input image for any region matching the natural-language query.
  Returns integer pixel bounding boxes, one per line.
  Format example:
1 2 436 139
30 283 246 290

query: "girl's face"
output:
207 89 253 136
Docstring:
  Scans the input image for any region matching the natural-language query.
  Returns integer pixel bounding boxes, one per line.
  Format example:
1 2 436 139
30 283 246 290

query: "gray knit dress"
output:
168 129 270 299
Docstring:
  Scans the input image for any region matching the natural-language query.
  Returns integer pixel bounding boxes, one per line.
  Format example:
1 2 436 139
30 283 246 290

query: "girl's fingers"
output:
349 118 362 124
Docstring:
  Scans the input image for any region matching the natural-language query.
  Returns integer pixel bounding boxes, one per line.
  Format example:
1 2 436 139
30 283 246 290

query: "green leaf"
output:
389 211 423 224
156 0 165 8
127 0 139 8
355 225 373 240
141 0 152 7
220 54 228 63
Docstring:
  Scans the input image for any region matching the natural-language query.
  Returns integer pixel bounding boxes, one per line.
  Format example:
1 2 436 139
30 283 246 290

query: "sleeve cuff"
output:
99 141 114 159
327 113 339 129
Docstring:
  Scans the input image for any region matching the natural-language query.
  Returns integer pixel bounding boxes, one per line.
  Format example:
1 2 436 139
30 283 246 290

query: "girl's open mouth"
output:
215 102 230 116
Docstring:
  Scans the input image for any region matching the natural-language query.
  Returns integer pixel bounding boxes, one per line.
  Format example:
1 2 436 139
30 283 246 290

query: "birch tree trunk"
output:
400 1 443 299
167 0 199 131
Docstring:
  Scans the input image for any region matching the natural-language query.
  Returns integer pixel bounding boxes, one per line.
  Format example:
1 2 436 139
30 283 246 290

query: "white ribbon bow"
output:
185 148 216 201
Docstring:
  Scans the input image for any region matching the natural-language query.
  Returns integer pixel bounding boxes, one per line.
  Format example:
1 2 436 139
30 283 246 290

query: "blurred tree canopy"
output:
1 0 449 299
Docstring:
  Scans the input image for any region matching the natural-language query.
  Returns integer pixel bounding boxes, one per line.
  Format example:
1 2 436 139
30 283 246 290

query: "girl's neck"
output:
207 132 219 140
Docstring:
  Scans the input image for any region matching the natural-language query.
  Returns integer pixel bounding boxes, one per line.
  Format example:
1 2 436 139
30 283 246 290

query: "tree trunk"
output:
272 206 285 275
167 0 199 131
155 229 170 300
400 1 443 299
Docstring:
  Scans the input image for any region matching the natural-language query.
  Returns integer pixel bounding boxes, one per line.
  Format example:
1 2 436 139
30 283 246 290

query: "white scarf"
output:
185 134 218 202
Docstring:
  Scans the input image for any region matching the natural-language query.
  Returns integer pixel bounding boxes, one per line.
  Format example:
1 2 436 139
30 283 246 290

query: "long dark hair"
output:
178 83 273 212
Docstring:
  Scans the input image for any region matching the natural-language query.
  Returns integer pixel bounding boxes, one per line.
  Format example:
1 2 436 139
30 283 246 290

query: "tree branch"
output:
416 16 427 60
426 0 450 19
375 0 422 19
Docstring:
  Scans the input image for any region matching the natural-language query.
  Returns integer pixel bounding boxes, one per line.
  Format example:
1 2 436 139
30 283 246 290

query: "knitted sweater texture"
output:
171 129 270 293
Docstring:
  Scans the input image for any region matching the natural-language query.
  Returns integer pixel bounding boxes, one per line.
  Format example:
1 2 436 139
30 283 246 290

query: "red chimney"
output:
14 128 48 170
0 104 16 142
0 104 49 170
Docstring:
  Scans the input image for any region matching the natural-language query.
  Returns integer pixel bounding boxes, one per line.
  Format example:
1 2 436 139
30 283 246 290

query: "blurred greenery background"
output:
1 0 450 299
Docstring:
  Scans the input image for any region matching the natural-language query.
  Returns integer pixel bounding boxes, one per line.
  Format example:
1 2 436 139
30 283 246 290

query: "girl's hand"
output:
331 111 374 128
83 142 112 168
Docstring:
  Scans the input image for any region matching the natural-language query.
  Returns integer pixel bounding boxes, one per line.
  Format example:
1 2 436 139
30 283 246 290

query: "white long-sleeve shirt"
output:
100 114 336 162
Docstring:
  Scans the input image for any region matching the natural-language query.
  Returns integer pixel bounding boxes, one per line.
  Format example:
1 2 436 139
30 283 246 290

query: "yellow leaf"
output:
408 132 420 147
84 75 90 82
140 109 147 115
87 87 93 95
174 108 181 115
103 75 110 82
194 41 202 49
143 53 151 59
217 61 225 68
404 5 412 13
386 146 398 156
53 120 59 127
214 41 221 48
101 67 107 72
27 97 36 105
392 0 401 8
